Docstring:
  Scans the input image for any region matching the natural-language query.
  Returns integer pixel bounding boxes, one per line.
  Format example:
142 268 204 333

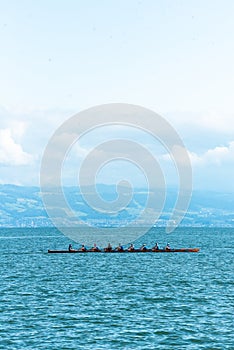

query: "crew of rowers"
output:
68 242 171 252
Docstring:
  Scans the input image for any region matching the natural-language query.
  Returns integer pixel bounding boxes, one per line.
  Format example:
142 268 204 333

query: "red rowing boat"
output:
48 248 200 254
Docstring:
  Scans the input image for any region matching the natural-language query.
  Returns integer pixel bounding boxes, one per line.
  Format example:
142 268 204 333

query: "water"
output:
0 227 233 349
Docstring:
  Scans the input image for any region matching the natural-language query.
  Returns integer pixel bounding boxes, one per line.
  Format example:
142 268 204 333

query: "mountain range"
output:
0 184 233 228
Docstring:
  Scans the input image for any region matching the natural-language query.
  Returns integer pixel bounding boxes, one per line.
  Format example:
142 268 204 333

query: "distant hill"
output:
0 184 233 227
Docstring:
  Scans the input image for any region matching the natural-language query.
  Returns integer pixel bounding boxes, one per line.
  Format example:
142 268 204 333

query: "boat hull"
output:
48 248 200 254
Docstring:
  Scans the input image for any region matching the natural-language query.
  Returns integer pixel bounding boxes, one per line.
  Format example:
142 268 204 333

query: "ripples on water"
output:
0 228 233 349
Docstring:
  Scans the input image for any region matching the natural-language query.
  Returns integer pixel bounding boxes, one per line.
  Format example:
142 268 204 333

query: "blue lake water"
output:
0 227 233 349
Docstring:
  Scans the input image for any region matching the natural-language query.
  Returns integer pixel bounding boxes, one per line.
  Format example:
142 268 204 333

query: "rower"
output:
68 244 73 251
165 243 171 250
140 244 147 251
116 243 124 251
127 243 135 251
104 243 112 252
81 244 87 252
91 243 100 252
152 242 159 250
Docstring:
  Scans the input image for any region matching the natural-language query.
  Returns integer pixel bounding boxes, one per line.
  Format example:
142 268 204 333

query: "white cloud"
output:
159 141 234 168
187 151 202 165
0 104 234 189
189 141 234 166
0 128 33 166
11 121 28 141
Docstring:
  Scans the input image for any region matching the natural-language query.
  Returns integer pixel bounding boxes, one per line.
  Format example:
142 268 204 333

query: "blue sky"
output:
0 0 234 191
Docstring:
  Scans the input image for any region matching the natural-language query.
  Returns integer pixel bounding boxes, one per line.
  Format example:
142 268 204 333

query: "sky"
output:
0 0 234 191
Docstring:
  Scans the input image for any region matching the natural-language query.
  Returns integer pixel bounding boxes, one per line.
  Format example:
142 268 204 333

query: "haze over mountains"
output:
0 185 233 228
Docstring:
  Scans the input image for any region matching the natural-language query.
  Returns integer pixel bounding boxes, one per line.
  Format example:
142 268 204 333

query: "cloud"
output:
189 141 234 166
0 105 234 190
0 128 33 166
159 140 234 169
11 121 28 141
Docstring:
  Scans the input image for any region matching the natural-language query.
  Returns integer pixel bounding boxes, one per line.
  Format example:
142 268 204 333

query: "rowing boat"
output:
48 248 200 253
